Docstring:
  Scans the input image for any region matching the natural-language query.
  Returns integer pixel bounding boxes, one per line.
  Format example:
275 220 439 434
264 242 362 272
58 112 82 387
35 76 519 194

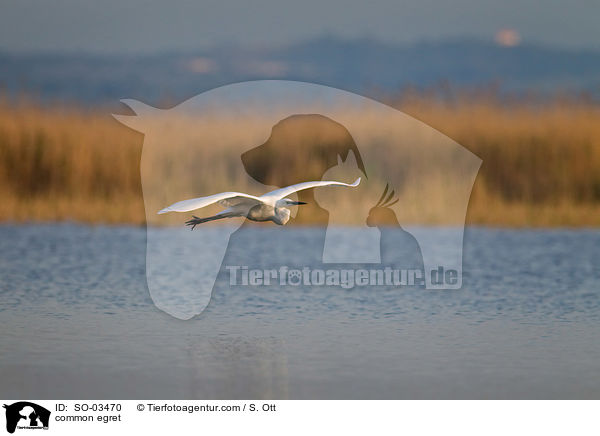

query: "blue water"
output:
0 224 599 399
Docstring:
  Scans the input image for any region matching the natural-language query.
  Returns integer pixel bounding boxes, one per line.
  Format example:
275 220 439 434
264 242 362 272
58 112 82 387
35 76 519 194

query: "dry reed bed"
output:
0 98 599 226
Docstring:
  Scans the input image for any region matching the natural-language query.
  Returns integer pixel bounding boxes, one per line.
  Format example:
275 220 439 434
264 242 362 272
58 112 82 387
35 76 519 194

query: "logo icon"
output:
114 81 481 319
3 402 50 433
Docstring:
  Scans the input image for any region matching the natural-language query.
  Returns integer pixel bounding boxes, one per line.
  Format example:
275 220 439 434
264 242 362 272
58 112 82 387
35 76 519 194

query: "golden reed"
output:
0 96 599 227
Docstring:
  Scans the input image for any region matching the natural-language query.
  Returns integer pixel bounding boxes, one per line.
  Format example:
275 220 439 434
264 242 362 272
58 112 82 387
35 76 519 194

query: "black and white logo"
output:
3 402 50 434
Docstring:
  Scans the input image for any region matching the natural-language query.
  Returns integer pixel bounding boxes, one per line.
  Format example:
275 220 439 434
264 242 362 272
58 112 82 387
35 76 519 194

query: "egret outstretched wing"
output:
158 192 263 214
261 177 361 201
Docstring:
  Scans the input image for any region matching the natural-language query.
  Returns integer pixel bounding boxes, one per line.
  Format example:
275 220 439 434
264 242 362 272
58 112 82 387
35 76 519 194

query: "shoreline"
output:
1 220 598 231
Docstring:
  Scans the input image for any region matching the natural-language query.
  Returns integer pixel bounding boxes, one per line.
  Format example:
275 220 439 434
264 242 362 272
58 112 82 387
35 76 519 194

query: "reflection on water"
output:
0 224 599 399
185 337 289 399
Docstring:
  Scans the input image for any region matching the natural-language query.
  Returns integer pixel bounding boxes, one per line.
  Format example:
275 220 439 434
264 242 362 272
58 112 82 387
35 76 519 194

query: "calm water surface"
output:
0 224 599 399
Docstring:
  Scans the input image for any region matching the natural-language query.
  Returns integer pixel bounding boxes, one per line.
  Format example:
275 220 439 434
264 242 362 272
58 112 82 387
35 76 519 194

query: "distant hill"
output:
1 36 599 106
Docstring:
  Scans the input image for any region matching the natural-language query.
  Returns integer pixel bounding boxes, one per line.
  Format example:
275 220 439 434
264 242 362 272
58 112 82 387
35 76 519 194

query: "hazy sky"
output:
1 0 599 53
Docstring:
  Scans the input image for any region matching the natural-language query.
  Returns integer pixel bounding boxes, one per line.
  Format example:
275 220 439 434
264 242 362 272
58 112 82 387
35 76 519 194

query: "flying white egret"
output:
158 178 361 229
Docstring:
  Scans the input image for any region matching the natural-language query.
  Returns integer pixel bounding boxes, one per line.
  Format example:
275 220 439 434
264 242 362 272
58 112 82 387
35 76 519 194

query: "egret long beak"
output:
288 201 307 205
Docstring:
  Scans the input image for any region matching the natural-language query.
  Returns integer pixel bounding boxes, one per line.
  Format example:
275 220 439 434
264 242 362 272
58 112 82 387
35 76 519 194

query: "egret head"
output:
284 199 307 206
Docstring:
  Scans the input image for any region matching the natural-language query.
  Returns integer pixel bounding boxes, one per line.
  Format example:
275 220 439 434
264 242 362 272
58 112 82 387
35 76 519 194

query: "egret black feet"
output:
185 215 207 230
